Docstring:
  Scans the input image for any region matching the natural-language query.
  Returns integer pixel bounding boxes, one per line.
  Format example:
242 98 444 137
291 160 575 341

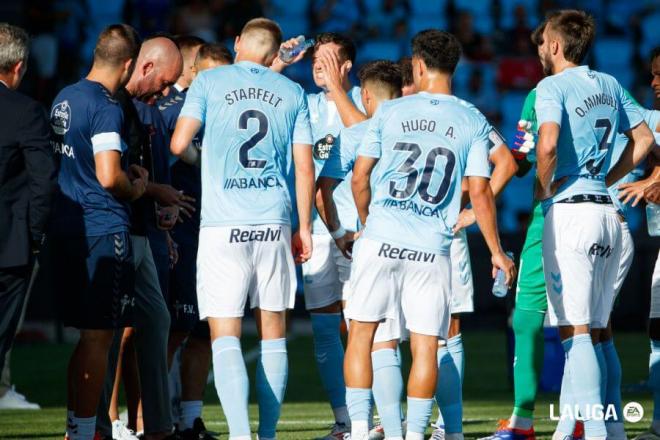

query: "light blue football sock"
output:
311 313 346 414
372 349 404 437
212 336 250 438
594 343 607 404
407 397 434 435
602 340 624 428
556 359 576 436
435 339 463 434
257 338 288 439
347 387 372 433
563 334 606 438
650 340 660 422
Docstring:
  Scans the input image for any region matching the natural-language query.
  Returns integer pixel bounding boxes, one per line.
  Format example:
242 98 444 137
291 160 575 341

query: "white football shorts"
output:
196 225 296 319
302 233 351 309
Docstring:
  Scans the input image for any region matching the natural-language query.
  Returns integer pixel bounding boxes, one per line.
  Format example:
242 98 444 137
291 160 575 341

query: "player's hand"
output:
534 176 567 201
318 49 346 94
334 230 358 260
512 120 537 162
492 251 517 288
166 232 179 268
645 181 660 204
270 38 308 72
150 184 196 215
130 173 149 201
292 229 313 264
453 208 476 233
157 206 179 230
618 177 656 207
128 164 149 181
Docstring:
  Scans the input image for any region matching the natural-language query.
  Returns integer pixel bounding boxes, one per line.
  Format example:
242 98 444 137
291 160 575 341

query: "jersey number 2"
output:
238 110 268 169
389 142 456 205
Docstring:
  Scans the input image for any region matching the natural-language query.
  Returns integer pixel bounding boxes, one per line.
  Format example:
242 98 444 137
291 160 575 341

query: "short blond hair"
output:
240 18 282 57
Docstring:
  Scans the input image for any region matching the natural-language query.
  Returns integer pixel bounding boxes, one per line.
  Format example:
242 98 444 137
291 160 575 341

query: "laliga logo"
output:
550 402 644 423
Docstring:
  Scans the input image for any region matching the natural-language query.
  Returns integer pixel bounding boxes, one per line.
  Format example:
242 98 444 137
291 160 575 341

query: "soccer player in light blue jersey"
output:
533 10 655 440
317 60 404 440
344 30 516 440
274 32 368 439
170 18 315 440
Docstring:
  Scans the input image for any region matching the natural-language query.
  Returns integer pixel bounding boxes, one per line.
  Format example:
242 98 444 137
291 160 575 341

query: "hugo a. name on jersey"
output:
535 66 643 204
358 92 492 255
179 61 312 227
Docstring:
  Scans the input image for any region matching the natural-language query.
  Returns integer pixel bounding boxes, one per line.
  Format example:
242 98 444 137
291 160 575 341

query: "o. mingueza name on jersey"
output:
225 87 283 107
378 242 437 263
229 227 283 243
574 93 617 117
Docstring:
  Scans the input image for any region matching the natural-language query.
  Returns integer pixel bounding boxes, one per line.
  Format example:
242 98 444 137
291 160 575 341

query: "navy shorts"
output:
53 232 134 329
169 240 200 332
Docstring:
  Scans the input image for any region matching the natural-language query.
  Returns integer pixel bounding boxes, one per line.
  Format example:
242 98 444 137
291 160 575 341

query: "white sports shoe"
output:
0 386 40 409
431 425 446 440
317 423 351 440
633 431 660 440
112 420 139 440
368 424 384 440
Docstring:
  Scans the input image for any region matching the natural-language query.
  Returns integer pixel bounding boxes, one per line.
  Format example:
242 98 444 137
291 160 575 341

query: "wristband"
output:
330 226 346 240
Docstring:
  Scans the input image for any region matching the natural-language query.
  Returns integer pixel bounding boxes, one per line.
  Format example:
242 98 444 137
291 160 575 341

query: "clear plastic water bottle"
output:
647 202 660 237
278 35 315 63
492 251 514 298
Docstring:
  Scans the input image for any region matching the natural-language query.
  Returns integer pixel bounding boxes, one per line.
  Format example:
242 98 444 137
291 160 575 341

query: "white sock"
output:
405 432 425 440
180 400 203 430
653 420 660 434
509 415 533 430
71 416 96 440
333 405 350 426
446 434 465 440
352 420 369 438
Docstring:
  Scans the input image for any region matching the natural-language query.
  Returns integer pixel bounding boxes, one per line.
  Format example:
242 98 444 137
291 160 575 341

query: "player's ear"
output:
143 61 154 77
234 36 241 55
343 60 353 73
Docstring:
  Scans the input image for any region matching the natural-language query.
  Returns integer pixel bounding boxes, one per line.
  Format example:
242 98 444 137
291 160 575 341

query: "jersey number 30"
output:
389 142 456 205
238 110 268 169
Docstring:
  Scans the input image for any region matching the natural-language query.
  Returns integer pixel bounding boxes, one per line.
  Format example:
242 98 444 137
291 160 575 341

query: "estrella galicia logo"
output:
313 134 335 160
51 100 71 135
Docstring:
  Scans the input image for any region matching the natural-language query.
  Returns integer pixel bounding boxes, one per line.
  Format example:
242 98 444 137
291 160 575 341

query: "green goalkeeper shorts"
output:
515 201 547 313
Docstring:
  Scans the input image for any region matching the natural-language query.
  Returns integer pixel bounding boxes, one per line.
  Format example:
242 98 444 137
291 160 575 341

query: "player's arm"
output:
469 176 516 286
293 142 315 263
606 122 655 187
535 121 559 200
316 177 341 233
318 51 367 127
270 38 308 73
352 155 378 226
171 116 202 166
95 151 147 201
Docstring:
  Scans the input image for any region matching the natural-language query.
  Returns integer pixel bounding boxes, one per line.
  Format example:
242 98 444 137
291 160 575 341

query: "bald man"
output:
96 36 184 440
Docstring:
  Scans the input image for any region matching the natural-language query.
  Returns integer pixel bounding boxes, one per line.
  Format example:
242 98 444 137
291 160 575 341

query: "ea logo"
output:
51 100 71 135
623 402 644 423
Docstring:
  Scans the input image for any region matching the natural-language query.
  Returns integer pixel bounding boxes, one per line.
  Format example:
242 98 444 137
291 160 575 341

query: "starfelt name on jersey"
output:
223 176 284 189
225 87 283 107
574 92 617 117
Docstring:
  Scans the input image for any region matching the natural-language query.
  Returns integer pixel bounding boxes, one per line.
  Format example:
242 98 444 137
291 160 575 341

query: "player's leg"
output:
198 226 252 440
371 321 404 439
180 327 213 439
252 224 298 440
303 234 347 428
635 251 660 440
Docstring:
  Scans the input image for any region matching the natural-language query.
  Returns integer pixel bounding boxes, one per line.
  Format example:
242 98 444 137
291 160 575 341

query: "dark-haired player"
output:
273 31 367 439
344 29 515 440
49 24 146 440
192 43 233 74
532 9 654 440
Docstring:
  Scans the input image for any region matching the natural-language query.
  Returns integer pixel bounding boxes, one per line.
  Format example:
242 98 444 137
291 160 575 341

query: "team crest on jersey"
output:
51 100 71 135
313 134 335 160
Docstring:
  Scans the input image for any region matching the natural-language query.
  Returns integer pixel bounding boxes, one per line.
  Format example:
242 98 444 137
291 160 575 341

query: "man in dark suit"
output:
0 23 56 375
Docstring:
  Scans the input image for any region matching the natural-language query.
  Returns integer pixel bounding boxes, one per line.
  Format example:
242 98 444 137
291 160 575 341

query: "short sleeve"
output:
643 109 660 134
180 73 207 123
488 127 506 154
293 91 313 145
357 106 384 159
91 103 124 154
535 78 563 126
465 121 492 178
616 82 643 133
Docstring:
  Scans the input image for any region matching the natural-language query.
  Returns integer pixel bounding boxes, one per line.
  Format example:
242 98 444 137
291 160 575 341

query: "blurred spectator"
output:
215 0 264 41
172 0 216 41
24 0 59 104
453 11 494 61
365 0 408 39
461 65 500 120
313 0 360 34
128 0 174 36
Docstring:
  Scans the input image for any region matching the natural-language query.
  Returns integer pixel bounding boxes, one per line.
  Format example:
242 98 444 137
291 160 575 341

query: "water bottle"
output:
492 251 514 298
647 202 660 237
278 35 315 63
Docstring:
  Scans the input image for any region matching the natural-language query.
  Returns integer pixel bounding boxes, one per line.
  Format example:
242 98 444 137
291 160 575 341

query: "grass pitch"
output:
0 330 654 439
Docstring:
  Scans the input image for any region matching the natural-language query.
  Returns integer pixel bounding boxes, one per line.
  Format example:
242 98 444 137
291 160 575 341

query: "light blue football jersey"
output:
358 92 492 255
609 108 660 216
318 119 369 231
535 66 643 204
180 61 312 227
307 86 365 233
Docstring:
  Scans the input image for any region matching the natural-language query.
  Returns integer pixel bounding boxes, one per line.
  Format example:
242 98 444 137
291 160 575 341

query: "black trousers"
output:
0 265 31 370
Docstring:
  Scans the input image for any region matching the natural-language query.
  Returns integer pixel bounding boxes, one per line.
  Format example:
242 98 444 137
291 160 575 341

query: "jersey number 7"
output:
585 117 613 175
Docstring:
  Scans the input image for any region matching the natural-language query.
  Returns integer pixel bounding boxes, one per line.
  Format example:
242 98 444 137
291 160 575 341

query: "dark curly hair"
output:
411 30 461 74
